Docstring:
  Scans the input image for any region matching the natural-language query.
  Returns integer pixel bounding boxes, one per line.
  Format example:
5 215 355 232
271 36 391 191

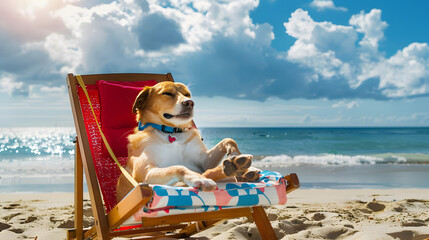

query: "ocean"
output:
1 127 429 192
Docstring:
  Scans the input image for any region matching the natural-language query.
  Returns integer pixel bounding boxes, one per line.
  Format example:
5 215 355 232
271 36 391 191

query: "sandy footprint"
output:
387 230 429 240
0 222 11 232
2 213 21 222
22 216 38 224
2 203 20 210
366 200 386 212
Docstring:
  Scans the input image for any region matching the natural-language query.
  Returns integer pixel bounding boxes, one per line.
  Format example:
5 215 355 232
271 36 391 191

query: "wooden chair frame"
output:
66 73 300 240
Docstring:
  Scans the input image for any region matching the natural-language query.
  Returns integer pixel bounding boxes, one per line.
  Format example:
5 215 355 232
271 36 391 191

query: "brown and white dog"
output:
116 81 259 202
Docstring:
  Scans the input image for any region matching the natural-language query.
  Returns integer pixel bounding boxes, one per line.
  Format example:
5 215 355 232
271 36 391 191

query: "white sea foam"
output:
254 154 410 167
0 156 74 177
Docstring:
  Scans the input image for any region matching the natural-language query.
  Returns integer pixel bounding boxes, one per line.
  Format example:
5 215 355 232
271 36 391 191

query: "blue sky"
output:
1 0 429 127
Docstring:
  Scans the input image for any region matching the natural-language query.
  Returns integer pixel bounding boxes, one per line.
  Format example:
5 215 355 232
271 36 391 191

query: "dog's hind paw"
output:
222 154 253 177
235 167 261 182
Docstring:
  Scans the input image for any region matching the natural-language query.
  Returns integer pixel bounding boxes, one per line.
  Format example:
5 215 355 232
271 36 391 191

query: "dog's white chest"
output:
146 132 205 172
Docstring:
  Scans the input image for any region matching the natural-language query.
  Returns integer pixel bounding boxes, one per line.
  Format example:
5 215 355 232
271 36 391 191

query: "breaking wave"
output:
254 153 429 167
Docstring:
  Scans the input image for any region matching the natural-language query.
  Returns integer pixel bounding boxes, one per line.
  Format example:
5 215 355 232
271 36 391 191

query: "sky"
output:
1 0 429 127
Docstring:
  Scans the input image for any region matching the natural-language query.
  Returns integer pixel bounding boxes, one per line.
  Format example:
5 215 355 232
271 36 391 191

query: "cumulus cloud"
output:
373 43 429 97
310 0 347 12
0 0 70 96
349 9 388 50
284 8 429 98
284 9 356 79
0 0 428 101
0 73 26 96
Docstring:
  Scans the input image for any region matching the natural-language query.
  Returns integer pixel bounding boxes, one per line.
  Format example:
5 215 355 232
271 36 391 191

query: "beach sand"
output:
1 189 428 240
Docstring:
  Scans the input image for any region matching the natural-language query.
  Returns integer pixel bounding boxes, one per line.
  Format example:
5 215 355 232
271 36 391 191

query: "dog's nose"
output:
182 100 194 108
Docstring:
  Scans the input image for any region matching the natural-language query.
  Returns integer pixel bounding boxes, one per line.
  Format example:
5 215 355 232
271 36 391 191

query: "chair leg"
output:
251 206 277 240
74 139 84 240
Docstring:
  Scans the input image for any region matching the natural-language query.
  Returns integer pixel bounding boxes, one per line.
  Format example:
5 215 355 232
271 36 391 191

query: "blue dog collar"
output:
138 121 183 134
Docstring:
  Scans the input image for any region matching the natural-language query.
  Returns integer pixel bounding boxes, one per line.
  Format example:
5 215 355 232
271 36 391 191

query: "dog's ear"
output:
132 86 152 114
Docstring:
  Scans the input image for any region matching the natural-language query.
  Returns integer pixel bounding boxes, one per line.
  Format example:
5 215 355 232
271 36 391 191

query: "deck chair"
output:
66 73 300 240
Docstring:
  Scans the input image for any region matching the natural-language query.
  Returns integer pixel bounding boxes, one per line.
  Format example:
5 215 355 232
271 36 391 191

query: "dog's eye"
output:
184 93 191 97
162 92 174 97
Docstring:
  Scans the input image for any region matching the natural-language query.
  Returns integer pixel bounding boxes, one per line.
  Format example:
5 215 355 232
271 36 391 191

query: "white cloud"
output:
332 100 359 109
310 0 347 12
284 9 356 80
0 73 24 95
44 0 272 73
146 0 265 55
52 5 92 38
0 72 69 99
284 8 429 98
349 9 388 49
1 0 429 102
43 33 82 74
28 85 68 99
374 43 429 97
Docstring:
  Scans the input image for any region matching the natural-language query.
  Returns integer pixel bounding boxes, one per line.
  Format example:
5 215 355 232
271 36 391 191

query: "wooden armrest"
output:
107 184 153 230
284 173 300 193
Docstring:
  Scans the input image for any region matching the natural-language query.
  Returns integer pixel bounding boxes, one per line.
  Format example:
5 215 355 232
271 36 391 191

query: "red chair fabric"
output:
77 80 157 212
97 80 157 157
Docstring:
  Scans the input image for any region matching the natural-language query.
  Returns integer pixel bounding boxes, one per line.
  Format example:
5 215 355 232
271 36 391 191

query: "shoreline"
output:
3 163 429 193
1 189 428 239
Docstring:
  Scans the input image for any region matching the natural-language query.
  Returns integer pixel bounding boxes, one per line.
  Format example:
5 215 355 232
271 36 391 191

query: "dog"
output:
116 81 259 202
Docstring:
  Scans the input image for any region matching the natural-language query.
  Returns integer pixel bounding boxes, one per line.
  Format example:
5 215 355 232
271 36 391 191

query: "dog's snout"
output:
182 100 194 108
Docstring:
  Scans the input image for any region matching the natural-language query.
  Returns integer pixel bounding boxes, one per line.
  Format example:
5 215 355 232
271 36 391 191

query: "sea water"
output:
1 127 429 192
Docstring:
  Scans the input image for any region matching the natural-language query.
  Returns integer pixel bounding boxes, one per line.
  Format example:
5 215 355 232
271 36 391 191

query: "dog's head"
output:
132 81 194 127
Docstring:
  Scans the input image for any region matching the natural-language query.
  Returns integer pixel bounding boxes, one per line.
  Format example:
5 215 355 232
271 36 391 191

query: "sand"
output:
1 189 428 240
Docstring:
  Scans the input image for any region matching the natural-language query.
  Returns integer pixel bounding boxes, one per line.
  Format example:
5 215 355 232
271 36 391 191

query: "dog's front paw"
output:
223 154 253 177
188 178 217 191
